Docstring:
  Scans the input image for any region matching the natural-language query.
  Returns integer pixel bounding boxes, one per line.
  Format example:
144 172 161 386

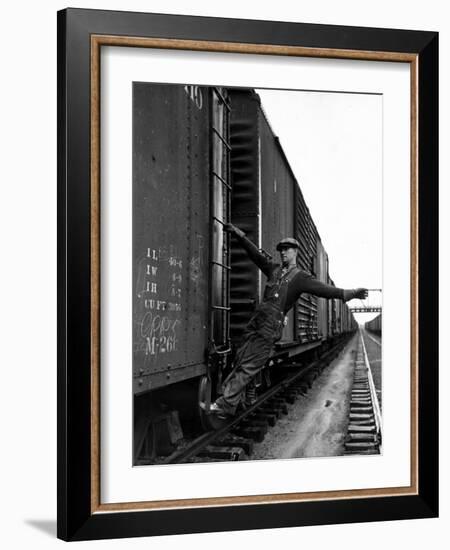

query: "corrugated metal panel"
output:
316 240 329 339
294 185 319 343
133 84 211 393
327 276 333 337
336 299 343 334
229 90 261 344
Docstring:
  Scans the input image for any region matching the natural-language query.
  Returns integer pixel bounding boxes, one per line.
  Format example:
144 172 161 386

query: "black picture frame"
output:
57 8 438 541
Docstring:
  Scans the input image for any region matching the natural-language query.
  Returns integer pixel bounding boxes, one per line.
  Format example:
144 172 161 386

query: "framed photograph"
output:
57 8 438 541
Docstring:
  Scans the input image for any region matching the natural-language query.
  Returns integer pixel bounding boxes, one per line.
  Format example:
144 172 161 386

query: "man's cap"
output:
276 238 300 251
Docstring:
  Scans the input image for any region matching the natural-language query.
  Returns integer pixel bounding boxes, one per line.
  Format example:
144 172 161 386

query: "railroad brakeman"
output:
206 222 368 419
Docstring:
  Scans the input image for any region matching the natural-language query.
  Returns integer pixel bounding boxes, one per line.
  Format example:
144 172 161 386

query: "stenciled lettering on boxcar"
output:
184 85 203 110
135 246 183 361
140 312 180 357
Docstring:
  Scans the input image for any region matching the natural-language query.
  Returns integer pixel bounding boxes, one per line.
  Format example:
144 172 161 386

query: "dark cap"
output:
276 238 300 251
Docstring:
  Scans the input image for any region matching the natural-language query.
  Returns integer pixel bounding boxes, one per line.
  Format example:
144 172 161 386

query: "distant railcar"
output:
365 314 382 335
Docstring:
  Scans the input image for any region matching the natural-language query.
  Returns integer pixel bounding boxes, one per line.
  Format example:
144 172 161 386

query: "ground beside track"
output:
250 332 359 460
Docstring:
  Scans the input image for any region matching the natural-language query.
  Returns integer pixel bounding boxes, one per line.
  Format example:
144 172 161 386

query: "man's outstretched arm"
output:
288 272 368 303
224 223 275 277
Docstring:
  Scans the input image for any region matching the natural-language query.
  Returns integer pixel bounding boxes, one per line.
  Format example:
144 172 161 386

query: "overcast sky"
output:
257 89 382 320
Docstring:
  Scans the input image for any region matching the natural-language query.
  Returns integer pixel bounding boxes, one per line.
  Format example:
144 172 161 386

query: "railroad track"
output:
162 336 352 464
343 329 382 455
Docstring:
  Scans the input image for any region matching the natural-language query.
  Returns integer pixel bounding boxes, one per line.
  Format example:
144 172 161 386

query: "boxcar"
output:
133 83 231 396
365 314 382 335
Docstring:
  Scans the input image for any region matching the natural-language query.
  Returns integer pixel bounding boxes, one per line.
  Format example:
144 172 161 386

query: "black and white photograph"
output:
132 82 383 466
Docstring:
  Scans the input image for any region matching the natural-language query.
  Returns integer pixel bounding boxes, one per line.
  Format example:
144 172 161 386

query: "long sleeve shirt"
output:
235 232 345 313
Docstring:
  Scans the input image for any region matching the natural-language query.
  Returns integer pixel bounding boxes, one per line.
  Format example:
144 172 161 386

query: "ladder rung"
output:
212 171 232 190
212 127 232 150
211 260 231 271
213 87 231 111
212 215 226 225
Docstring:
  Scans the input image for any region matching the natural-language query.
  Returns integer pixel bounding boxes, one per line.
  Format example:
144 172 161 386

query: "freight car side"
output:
316 240 330 340
134 84 208 394
133 84 231 393
259 103 296 342
365 313 382 335
260 100 341 347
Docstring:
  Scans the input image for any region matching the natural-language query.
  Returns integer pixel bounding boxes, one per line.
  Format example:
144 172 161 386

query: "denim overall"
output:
216 265 299 415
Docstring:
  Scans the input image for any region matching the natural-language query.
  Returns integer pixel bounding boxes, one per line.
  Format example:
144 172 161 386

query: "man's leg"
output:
215 333 272 415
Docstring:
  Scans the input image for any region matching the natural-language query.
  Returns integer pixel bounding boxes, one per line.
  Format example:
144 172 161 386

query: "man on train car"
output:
205 222 368 419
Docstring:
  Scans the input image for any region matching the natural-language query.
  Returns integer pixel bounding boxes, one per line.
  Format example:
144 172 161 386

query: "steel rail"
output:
359 328 383 445
163 339 347 464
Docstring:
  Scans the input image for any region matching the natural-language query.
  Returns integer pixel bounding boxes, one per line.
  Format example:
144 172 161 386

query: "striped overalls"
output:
216 265 299 415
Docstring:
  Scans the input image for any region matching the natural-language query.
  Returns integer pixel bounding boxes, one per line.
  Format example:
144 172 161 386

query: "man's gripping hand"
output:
343 288 368 302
